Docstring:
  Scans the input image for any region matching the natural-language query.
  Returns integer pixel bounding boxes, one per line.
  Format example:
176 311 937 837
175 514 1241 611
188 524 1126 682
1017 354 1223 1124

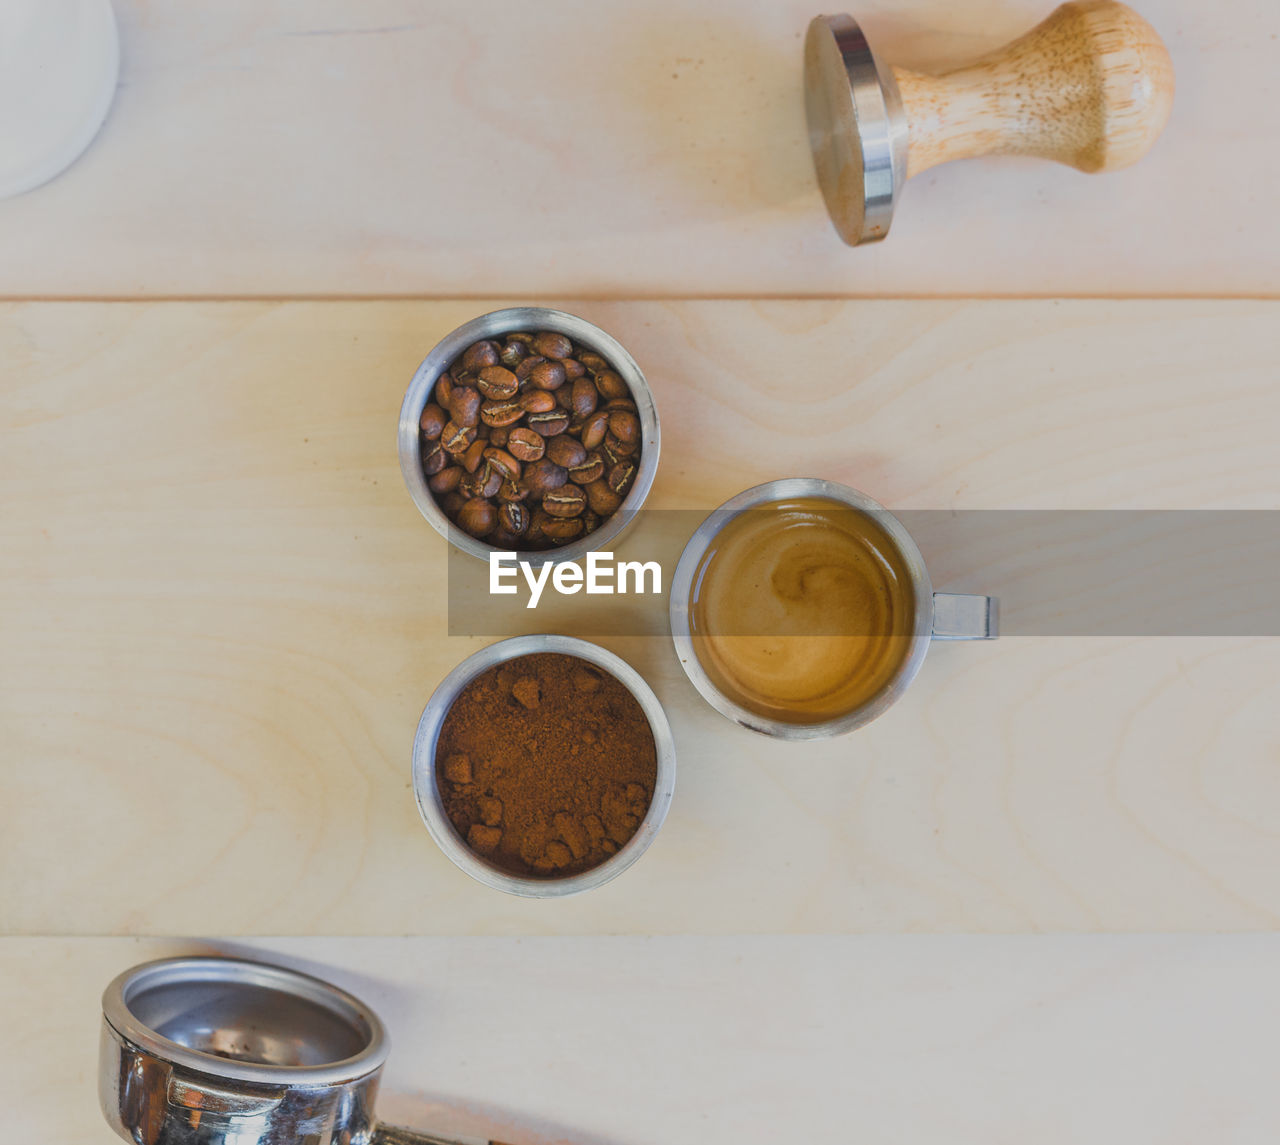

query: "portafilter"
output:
101 956 513 1145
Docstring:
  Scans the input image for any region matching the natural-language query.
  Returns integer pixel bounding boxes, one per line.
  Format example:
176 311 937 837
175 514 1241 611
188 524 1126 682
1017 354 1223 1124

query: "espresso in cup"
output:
670 479 996 739
689 496 915 724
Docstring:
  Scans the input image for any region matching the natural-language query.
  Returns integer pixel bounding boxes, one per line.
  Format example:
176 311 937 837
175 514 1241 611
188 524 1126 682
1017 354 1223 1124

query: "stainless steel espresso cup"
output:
412 634 677 897
669 478 997 739
101 956 508 1145
398 307 660 567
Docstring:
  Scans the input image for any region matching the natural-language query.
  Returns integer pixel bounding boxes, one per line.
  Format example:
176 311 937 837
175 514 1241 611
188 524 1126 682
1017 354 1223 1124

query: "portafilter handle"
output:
375 1127 514 1145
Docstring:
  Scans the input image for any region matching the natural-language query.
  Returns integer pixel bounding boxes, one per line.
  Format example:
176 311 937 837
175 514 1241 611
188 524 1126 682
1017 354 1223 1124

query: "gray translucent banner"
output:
446 510 1280 637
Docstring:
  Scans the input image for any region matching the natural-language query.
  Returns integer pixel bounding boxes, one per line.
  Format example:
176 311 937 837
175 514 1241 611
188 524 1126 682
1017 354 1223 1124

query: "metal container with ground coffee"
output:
413 635 676 896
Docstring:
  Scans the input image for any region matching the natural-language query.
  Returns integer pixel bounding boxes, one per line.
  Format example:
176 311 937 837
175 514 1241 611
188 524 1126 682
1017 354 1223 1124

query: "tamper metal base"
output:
804 14 906 246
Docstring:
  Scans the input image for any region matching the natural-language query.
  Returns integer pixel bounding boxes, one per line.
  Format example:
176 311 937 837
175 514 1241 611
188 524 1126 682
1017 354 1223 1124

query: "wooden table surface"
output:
9 935 1280 1145
4 298 1279 936
2 2 1278 1141
0 0 1275 299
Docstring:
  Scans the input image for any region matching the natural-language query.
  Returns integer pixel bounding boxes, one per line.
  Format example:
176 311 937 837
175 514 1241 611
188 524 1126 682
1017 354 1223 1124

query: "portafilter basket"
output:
101 956 512 1145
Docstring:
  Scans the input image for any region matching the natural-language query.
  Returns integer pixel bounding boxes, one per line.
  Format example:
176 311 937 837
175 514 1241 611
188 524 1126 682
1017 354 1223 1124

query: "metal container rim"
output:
101 956 389 1088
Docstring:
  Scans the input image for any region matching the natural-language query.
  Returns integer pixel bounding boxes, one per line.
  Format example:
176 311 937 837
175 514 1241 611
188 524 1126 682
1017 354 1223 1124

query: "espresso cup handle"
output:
932 593 999 640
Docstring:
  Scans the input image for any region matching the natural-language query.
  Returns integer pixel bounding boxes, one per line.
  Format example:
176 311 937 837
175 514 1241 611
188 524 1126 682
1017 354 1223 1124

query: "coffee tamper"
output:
804 0 1175 245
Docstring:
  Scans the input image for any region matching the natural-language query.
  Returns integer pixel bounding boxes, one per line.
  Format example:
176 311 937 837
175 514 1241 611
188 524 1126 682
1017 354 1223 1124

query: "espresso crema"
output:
689 497 916 723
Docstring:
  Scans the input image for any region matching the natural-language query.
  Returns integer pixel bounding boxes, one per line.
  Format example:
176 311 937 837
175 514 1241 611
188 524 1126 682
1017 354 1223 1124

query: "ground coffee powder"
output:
435 652 658 878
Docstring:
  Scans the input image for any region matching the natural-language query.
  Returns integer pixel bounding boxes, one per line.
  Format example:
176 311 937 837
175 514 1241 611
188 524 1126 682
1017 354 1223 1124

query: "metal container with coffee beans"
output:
423 329 639 549
400 308 660 566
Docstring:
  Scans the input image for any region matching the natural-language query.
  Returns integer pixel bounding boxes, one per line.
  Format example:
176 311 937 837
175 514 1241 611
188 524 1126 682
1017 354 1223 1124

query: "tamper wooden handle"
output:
892 0 1174 179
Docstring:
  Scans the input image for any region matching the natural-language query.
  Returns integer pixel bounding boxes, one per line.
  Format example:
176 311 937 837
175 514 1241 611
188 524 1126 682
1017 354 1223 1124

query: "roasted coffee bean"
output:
580 410 610 450
582 509 602 535
435 373 454 407
484 447 521 482
578 350 608 374
562 358 586 380
584 479 621 516
480 399 524 428
476 366 519 400
488 425 510 448
459 462 497 499
461 438 488 474
448 385 482 428
422 438 447 476
570 377 599 418
532 331 573 360
432 465 463 496
604 432 638 460
489 528 522 549
498 477 530 503
526 507 551 546
524 459 568 496
499 501 529 535
543 486 586 518
507 331 535 347
543 516 585 543
428 464 463 494
527 410 571 437
419 402 447 440
439 490 466 516
603 397 637 413
545 434 587 469
461 340 501 373
607 460 636 496
507 427 545 462
607 409 639 444
594 369 629 401
553 384 575 412
457 497 497 537
514 356 542 382
568 451 605 485
527 359 567 391
500 339 530 369
441 421 476 454
518 390 556 415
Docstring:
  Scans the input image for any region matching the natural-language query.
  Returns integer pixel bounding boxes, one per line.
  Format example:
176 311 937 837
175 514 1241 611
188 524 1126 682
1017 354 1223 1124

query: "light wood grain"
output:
0 0 1267 297
6 935 1280 1144
3 299 1280 935
895 0 1175 178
